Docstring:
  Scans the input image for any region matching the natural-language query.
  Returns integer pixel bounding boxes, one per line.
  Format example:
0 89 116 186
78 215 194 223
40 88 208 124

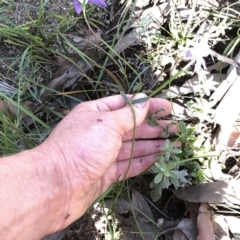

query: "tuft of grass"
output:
1 0 240 238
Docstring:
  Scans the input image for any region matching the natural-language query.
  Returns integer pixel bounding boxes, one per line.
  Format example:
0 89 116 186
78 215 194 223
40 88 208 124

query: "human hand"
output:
39 93 178 233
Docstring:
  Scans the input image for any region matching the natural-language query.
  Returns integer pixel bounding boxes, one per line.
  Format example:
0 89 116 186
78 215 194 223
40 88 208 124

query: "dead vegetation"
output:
1 0 240 239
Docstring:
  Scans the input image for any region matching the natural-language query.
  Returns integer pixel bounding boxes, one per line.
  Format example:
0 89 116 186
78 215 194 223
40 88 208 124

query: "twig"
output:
144 196 174 221
209 49 240 74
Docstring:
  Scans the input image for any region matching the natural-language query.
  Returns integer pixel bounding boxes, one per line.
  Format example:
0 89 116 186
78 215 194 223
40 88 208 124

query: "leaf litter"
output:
1 0 240 239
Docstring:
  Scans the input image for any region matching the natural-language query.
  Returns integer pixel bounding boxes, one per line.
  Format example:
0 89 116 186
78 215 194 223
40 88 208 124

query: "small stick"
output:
209 49 240 74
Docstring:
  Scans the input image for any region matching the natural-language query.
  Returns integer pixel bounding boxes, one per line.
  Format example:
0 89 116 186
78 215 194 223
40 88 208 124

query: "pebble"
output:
73 37 83 43
67 48 74 54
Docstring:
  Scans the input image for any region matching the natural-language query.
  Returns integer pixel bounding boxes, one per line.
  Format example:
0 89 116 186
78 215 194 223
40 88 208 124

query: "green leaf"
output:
120 91 130 103
181 149 193 157
155 162 162 170
171 178 180 189
149 167 159 174
164 170 170 177
150 181 158 188
179 121 187 134
173 170 188 182
168 170 178 179
163 176 170 188
168 163 177 170
154 172 164 184
171 154 180 161
186 127 195 136
159 155 165 162
159 161 167 171
165 139 171 148
150 181 163 201
170 148 182 154
147 117 159 127
131 96 149 105
164 151 170 161
167 121 176 129
162 130 170 138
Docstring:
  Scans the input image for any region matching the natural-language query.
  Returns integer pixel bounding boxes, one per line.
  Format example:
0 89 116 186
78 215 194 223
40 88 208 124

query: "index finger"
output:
79 94 172 116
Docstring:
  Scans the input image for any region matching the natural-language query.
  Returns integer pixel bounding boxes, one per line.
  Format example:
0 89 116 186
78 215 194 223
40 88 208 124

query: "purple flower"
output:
186 37 210 72
73 0 107 15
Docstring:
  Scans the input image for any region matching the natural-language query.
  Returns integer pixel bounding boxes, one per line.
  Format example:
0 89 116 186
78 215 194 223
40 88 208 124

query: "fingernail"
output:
132 93 148 109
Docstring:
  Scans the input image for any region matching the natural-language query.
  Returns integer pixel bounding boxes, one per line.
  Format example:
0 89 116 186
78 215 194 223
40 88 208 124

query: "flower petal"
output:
88 0 107 7
186 49 193 58
73 0 82 14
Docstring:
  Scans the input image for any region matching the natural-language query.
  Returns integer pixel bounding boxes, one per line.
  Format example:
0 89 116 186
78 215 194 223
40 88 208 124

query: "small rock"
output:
73 36 83 43
66 47 74 54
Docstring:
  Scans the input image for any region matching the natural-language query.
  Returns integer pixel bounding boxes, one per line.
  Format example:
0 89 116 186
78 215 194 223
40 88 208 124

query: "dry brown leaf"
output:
172 179 240 205
212 215 230 239
212 76 240 139
210 158 231 181
156 74 224 99
210 51 240 108
224 216 240 239
227 126 240 149
0 100 32 118
131 189 154 220
0 100 17 116
185 203 200 219
158 218 197 240
213 122 240 152
122 2 170 46
105 190 160 240
72 32 101 50
35 47 57 64
173 229 189 240
108 31 140 60
160 219 178 240
41 49 99 102
175 219 198 240
197 204 215 240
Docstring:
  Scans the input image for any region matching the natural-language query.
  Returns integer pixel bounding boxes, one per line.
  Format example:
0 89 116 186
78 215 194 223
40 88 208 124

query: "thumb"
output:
112 93 149 135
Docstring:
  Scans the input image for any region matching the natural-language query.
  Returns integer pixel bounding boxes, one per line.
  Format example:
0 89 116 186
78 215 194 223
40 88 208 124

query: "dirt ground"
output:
1 0 240 239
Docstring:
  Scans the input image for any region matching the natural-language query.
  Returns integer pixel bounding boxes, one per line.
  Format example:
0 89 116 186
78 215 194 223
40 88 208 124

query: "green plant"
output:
177 121 212 182
148 120 213 201
149 139 188 201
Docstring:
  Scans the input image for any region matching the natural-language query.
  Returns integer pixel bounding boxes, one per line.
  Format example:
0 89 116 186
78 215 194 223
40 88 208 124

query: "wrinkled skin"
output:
40 93 178 232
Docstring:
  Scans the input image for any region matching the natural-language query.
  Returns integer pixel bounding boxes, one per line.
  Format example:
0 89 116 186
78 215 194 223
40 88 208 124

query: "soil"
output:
1 0 240 239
